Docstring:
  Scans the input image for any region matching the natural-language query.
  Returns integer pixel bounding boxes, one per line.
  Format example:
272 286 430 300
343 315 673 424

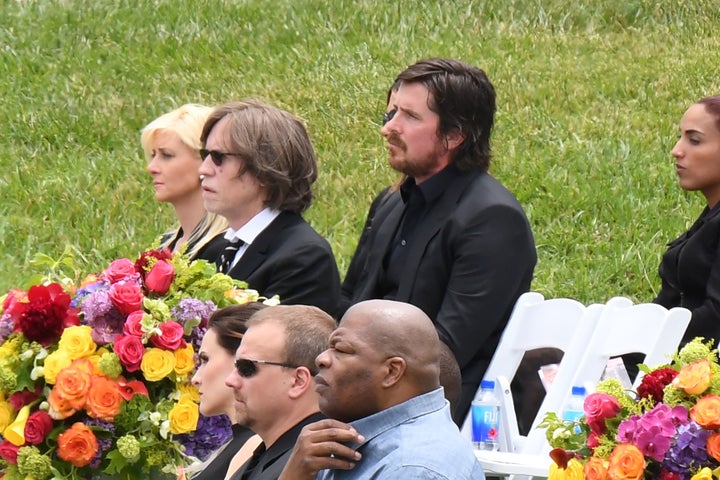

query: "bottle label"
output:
471 404 499 443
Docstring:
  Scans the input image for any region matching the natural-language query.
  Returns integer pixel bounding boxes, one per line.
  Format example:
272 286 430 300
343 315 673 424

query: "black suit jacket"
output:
654 204 720 344
229 412 325 480
341 171 536 418
205 212 341 318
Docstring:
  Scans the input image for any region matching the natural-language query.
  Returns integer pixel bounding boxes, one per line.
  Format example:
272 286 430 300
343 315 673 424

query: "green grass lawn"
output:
1 0 719 305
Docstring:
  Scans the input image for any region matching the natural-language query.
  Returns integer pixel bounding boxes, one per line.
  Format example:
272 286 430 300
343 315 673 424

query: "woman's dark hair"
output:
698 95 720 132
207 302 269 355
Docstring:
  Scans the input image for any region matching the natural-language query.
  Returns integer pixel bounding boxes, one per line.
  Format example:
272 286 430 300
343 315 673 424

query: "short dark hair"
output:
698 95 720 132
248 305 336 375
201 100 318 213
207 302 269 355
395 58 496 172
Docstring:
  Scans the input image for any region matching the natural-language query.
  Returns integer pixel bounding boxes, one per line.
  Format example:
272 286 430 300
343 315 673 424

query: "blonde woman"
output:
141 104 227 260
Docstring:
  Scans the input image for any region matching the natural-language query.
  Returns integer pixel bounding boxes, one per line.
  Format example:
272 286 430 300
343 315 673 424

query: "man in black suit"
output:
198 100 340 317
340 58 537 424
224 305 335 480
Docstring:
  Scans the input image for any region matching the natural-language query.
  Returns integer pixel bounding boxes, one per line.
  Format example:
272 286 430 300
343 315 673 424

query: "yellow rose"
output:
173 344 195 377
58 325 97 360
673 359 711 395
549 458 584 480
691 467 714 480
177 382 200 403
168 395 199 434
140 348 176 382
0 401 15 431
43 349 73 384
608 444 645 480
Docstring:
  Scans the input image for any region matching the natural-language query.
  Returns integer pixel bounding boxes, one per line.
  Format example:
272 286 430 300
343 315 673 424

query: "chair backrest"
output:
554 300 691 407
460 292 600 453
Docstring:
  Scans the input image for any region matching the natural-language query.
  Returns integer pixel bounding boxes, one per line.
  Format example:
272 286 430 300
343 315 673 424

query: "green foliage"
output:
2 0 720 304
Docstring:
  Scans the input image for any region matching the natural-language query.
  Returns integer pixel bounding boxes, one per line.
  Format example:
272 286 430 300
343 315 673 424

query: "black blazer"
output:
340 171 536 417
228 413 325 480
654 204 720 344
204 212 340 318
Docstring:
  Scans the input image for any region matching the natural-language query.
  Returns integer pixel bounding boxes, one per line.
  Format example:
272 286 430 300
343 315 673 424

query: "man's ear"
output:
381 356 406 388
288 366 314 399
445 129 466 152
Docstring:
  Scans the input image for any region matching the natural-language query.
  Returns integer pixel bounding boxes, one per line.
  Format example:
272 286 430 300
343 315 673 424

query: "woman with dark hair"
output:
654 95 720 344
188 302 268 479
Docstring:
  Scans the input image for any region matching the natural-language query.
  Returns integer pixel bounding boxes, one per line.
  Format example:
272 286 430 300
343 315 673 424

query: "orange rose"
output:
52 359 93 410
707 433 720 462
585 457 609 480
57 422 98 467
691 395 720 429
48 387 78 420
607 444 645 480
86 376 123 421
673 359 711 395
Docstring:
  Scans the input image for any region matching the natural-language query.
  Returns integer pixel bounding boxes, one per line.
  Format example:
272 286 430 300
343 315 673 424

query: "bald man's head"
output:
314 300 441 421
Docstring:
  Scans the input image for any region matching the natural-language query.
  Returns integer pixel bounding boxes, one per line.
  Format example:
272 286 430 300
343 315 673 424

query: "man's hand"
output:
278 419 365 480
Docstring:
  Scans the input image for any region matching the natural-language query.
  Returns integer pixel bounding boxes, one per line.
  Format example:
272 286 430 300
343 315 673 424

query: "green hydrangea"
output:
17 445 52 480
592 434 618 459
1 464 22 480
98 352 123 378
144 298 171 322
662 384 695 410
677 338 714 365
595 378 635 410
115 394 152 431
145 444 173 468
117 434 141 460
0 364 18 392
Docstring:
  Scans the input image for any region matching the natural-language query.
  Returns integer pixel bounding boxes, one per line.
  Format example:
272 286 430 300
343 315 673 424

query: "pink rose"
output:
24 410 54 444
150 321 186 351
584 392 621 434
123 310 145 338
114 334 145 372
0 439 20 464
144 260 175 295
109 281 143 315
103 258 137 283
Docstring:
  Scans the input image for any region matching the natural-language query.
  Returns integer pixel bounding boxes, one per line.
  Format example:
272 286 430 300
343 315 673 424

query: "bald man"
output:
278 299 484 480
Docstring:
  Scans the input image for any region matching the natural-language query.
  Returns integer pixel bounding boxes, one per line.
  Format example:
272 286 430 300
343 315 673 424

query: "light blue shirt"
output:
317 388 485 479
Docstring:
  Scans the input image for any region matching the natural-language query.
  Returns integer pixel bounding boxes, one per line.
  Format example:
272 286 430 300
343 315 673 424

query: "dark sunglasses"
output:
200 148 243 166
382 108 397 126
234 358 299 378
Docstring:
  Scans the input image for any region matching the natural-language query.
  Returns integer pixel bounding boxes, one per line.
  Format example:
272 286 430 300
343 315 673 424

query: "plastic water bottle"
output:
563 385 586 433
471 380 500 451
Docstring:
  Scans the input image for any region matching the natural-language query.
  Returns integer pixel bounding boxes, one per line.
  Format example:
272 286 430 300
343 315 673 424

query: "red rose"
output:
114 334 145 372
108 281 143 315
123 310 145 338
637 368 678 404
24 410 54 444
8 386 42 411
0 439 20 464
103 258 138 284
8 283 80 346
144 260 175 295
135 248 173 275
150 321 186 350
584 392 621 434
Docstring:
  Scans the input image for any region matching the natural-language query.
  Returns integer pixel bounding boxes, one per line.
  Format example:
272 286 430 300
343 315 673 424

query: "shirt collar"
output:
223 208 281 245
401 164 462 205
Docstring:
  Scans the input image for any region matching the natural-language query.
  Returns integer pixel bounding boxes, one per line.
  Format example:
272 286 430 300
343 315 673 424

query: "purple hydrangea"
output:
171 298 217 328
176 414 232 460
71 280 109 308
84 418 116 468
0 313 13 342
81 289 126 344
663 421 712 479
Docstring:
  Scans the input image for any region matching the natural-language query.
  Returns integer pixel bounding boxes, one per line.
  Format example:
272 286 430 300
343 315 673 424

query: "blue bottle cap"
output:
571 386 586 396
481 380 495 389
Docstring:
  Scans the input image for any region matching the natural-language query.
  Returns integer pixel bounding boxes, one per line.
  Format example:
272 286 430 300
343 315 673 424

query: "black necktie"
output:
219 239 243 273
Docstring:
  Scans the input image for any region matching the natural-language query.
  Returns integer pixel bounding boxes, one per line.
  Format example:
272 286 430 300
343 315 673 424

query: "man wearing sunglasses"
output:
225 304 336 480
278 299 484 479
198 100 340 317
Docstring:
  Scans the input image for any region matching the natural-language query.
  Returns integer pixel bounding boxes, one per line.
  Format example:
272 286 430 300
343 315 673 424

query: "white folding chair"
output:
462 292 602 453
556 300 692 399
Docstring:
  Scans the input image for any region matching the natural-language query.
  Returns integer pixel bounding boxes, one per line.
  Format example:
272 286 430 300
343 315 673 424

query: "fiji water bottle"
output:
563 385 586 433
471 380 500 451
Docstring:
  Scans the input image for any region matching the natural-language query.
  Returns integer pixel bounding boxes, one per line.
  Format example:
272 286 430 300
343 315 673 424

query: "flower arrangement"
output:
0 248 278 479
541 337 720 480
